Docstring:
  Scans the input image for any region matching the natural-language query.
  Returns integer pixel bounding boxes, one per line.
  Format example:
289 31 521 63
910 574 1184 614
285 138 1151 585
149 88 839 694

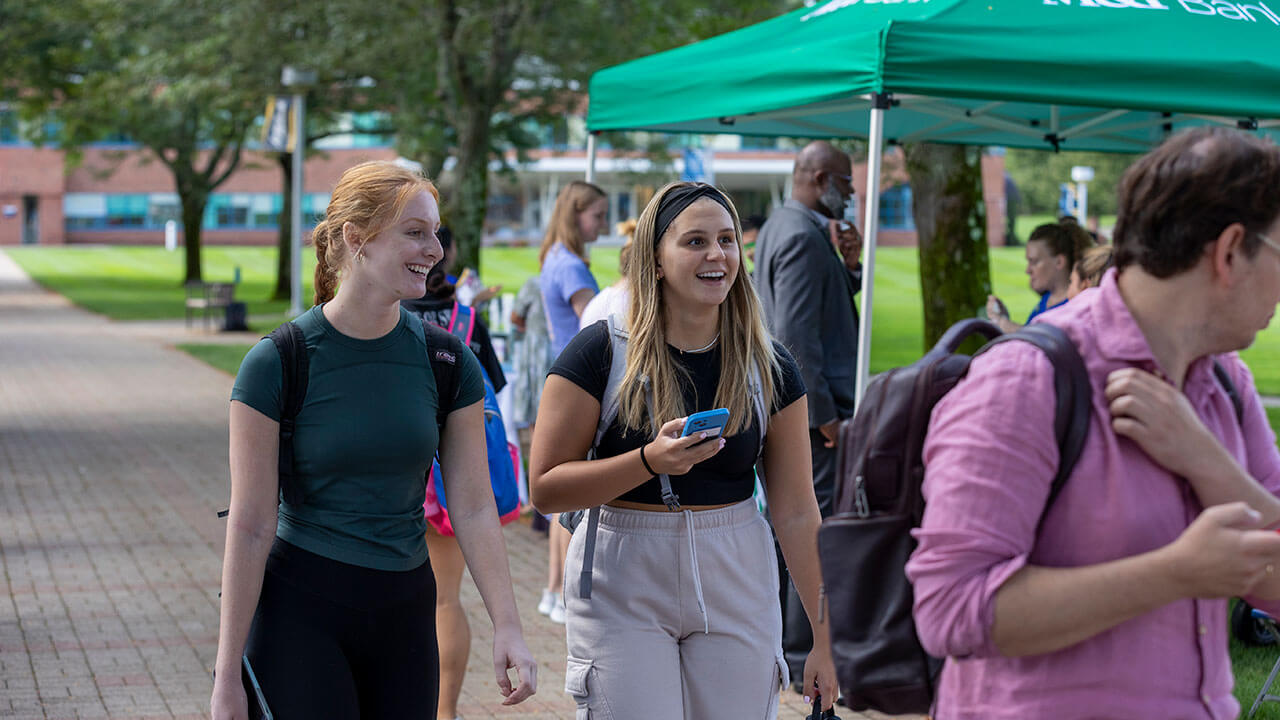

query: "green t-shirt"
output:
231 305 485 571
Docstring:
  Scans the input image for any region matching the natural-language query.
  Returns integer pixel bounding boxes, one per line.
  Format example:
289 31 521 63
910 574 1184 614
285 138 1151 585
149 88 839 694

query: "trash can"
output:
224 302 249 332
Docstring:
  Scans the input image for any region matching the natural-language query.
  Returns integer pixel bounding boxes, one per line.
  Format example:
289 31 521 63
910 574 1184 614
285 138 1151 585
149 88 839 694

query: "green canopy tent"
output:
585 0 1280 402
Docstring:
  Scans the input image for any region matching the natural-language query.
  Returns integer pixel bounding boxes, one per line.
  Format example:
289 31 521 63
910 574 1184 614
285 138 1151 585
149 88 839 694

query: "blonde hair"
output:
616 218 638 277
538 181 605 267
1074 245 1115 289
619 183 779 437
311 161 440 304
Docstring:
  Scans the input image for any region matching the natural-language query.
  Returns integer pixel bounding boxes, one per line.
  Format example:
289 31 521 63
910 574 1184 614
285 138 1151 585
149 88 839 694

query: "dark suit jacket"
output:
754 199 861 428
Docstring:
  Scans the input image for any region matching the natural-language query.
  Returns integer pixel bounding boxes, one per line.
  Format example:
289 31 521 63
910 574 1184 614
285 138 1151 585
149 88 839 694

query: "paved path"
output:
0 250 910 719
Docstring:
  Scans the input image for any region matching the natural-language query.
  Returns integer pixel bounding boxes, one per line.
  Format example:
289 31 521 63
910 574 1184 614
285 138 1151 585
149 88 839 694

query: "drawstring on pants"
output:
683 509 709 634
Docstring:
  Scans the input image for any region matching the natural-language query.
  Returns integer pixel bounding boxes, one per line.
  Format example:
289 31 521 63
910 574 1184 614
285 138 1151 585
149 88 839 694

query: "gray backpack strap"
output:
577 314 630 600
650 378 679 512
576 506 601 598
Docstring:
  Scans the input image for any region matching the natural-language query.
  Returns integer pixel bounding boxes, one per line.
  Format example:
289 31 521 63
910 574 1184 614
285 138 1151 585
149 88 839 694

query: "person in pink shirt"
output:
906 126 1280 719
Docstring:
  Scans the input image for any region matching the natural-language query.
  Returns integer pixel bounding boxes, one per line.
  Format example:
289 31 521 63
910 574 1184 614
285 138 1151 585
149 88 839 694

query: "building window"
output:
66 192 326 232
0 108 19 144
105 194 148 227
879 184 915 231
304 194 329 226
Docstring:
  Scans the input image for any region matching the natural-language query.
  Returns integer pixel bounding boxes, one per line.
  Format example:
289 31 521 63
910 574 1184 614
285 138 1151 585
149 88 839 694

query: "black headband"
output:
653 184 733 246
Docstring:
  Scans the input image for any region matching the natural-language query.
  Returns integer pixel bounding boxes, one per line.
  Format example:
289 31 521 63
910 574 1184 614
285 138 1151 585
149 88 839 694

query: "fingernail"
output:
804 696 811 704
700 432 707 439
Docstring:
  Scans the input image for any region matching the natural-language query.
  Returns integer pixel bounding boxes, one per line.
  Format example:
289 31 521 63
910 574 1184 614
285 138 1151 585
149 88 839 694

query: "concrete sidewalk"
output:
0 250 905 719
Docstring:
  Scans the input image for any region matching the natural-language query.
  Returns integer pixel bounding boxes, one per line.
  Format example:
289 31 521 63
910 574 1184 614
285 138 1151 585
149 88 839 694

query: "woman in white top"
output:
579 219 636 330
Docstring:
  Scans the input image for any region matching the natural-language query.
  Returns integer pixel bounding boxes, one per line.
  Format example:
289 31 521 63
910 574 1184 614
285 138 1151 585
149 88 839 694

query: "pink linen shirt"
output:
905 269 1280 719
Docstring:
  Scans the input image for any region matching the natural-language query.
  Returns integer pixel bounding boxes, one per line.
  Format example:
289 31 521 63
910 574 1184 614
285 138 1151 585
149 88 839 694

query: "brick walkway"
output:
0 250 912 720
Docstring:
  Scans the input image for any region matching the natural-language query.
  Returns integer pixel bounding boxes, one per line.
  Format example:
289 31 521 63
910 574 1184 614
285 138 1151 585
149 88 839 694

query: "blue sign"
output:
681 148 715 184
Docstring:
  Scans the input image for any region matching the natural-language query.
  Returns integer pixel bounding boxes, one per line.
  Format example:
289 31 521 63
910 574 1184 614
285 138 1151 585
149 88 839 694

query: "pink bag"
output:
424 441 522 537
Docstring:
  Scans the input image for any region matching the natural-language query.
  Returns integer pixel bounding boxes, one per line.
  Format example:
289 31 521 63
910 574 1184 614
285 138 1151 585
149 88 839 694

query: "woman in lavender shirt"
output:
539 181 607 356
536 180 607 623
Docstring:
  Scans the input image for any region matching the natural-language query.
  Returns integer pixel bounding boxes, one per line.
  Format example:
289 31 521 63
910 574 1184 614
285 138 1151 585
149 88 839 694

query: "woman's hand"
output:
644 417 726 476
986 294 1008 322
210 673 248 720
1105 367 1222 480
493 626 537 705
801 641 838 712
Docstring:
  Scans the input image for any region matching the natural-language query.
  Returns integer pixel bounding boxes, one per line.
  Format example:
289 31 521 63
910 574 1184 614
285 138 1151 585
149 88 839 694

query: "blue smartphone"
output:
681 408 729 445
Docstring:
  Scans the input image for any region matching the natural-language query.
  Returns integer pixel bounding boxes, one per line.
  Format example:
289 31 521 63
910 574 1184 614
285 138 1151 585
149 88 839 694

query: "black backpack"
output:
816 318 1244 715
265 319 467 507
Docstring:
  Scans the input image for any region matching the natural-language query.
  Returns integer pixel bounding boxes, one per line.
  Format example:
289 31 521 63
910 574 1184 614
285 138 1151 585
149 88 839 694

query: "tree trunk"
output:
450 114 490 274
904 143 991 351
179 186 209 284
273 152 293 301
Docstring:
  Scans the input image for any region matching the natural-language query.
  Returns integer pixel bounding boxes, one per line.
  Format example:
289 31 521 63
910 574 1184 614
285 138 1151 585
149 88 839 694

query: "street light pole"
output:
282 66 316 318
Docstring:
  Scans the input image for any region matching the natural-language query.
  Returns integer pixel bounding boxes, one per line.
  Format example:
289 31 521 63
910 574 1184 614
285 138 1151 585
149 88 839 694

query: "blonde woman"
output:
1066 245 1115 299
530 182 837 718
212 161 535 720
537 180 607 623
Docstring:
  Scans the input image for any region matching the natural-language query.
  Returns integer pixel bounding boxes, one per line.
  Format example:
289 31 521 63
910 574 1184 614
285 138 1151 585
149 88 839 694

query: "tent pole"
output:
586 132 598 183
854 95 888 410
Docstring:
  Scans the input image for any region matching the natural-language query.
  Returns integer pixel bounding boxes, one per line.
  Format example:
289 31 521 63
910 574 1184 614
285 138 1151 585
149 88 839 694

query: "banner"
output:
261 96 296 153
680 147 715 184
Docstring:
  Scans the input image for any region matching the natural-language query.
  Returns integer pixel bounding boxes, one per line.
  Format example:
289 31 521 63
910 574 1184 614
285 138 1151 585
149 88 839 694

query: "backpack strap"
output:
978 323 1091 525
575 314 632 600
268 321 309 507
1212 359 1245 424
423 322 463 437
447 301 478 347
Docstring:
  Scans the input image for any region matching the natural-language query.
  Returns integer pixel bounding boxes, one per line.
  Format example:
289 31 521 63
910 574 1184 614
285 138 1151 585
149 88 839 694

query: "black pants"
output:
777 429 838 686
245 539 439 719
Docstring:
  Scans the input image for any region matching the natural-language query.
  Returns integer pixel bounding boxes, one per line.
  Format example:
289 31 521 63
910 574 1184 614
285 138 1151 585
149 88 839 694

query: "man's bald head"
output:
795 141 851 178
791 140 853 218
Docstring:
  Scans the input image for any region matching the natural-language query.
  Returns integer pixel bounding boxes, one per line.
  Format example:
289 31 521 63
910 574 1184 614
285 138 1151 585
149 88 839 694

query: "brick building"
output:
0 114 1008 247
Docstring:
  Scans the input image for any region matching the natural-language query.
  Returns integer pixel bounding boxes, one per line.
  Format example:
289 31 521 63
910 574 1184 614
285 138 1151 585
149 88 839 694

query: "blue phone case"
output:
681 408 730 439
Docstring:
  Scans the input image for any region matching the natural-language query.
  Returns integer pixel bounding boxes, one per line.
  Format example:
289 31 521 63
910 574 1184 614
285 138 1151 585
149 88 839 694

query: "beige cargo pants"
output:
563 499 788 719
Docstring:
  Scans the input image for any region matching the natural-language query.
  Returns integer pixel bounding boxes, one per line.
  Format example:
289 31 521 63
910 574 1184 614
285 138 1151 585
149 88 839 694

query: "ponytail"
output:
312 218 343 305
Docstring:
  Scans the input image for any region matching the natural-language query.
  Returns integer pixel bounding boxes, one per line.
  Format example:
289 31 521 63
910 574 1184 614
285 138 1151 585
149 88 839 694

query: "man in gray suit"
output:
755 140 862 689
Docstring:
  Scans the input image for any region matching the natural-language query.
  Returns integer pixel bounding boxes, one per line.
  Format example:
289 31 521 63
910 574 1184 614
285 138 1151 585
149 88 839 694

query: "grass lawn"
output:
5 246 317 333
1233 601 1280 718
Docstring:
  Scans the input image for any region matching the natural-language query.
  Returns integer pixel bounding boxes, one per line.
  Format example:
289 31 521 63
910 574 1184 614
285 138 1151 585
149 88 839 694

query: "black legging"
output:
245 539 439 719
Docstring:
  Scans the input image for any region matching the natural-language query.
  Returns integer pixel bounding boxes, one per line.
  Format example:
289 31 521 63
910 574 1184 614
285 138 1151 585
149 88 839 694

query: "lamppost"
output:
282 66 316 317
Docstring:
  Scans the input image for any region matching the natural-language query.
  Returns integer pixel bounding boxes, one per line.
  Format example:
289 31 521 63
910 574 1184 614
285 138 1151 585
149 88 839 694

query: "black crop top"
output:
548 320 806 506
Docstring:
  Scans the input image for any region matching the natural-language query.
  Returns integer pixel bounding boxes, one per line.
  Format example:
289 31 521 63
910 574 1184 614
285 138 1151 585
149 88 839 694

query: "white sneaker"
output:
549 595 566 624
538 589 558 616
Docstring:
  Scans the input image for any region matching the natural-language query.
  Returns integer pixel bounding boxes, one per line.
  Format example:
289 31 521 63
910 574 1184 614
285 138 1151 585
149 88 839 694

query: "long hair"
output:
619 182 779 437
311 161 440 304
538 180 605 267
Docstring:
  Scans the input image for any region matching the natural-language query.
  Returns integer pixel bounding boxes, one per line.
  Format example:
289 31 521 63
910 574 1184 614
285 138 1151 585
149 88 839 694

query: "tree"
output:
4 0 267 283
905 144 991 350
388 0 793 272
240 0 404 301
